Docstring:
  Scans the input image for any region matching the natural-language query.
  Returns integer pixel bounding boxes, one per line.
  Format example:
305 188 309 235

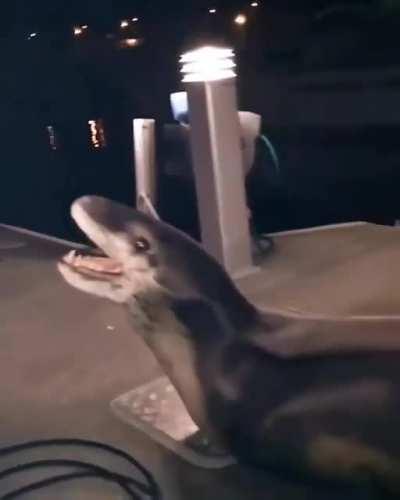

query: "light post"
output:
180 46 254 277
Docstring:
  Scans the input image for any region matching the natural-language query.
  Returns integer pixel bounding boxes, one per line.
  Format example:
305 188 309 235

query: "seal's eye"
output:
134 237 150 253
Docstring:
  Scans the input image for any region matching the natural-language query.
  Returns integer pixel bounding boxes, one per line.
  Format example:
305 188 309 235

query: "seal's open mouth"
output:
58 196 158 302
62 248 123 277
60 196 131 279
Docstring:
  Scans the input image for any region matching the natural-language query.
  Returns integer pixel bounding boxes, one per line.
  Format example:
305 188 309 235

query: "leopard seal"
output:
58 195 400 495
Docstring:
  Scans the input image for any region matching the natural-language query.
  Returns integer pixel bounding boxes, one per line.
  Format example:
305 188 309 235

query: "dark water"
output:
0 35 179 242
2 19 400 242
2 115 400 243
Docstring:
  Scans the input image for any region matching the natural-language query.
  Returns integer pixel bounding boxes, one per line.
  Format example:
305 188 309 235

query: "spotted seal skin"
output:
58 195 400 496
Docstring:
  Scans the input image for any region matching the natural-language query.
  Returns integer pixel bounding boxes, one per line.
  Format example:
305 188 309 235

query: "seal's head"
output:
58 196 247 312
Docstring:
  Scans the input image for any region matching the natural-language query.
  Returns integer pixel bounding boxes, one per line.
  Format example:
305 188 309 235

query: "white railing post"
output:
133 119 159 219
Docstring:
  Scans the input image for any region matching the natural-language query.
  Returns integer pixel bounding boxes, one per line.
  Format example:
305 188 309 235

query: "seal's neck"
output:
126 296 214 432
219 284 259 333
197 275 260 339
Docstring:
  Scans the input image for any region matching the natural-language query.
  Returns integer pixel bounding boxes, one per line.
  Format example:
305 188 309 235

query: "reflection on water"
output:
88 119 107 149
0 115 135 241
46 125 57 151
119 38 141 49
45 120 108 151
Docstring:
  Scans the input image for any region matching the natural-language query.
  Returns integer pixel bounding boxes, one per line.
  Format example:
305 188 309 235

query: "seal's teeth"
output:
63 250 76 265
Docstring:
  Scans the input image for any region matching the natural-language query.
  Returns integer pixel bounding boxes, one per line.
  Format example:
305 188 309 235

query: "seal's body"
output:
59 196 400 494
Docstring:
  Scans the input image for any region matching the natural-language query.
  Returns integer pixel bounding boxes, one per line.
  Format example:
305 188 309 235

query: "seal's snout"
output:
72 194 93 211
71 195 125 243
71 195 107 224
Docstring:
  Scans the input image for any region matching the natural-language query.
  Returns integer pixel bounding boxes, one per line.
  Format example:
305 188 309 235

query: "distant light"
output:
88 119 107 149
234 13 247 25
131 17 139 22
121 38 139 48
120 19 129 28
28 32 37 39
73 26 83 36
251 1 259 6
209 8 217 14
118 38 142 49
180 46 236 82
81 24 88 29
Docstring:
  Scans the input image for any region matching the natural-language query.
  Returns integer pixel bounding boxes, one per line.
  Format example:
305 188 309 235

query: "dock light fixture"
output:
180 46 236 83
179 45 253 275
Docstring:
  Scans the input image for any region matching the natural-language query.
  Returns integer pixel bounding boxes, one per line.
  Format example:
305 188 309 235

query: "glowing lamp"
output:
180 46 236 83
132 17 139 22
28 32 37 39
251 2 259 6
120 20 129 28
234 13 247 25
82 25 88 29
209 8 217 14
73 27 83 36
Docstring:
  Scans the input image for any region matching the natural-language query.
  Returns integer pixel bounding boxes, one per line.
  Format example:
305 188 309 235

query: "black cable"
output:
0 439 162 500
1 471 130 500
0 457 148 495
0 439 160 497
0 459 141 500
249 218 274 257
0 439 157 493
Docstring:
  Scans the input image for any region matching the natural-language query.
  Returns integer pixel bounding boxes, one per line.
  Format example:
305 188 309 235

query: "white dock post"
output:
180 46 254 277
133 118 159 219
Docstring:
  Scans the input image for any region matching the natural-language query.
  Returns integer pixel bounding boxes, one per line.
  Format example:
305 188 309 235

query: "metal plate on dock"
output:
110 376 236 469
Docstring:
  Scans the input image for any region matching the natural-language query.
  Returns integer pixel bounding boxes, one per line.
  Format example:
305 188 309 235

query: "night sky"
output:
1 1 378 37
